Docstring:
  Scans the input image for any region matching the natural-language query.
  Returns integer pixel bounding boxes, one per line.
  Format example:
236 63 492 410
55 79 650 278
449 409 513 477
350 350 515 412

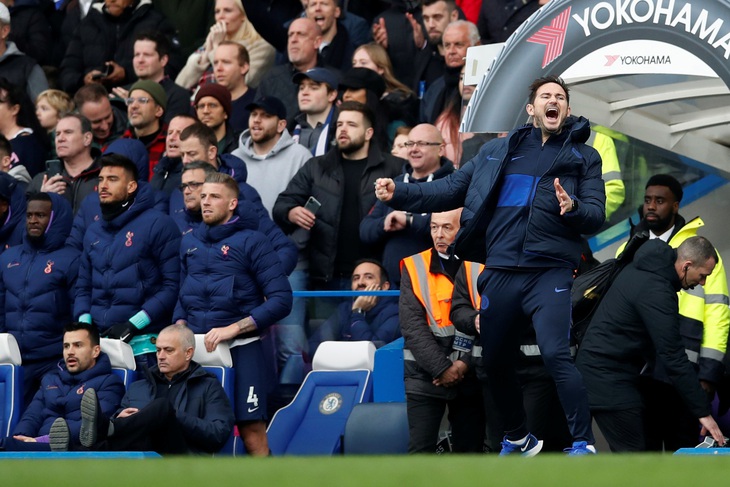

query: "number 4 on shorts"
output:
247 386 259 408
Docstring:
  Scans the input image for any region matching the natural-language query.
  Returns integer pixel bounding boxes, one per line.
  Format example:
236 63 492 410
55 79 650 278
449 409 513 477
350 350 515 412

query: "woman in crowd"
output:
0 78 48 177
176 0 274 91
351 43 419 135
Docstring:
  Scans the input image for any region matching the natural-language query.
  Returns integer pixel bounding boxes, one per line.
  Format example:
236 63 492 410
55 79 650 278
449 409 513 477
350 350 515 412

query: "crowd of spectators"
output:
0 0 726 456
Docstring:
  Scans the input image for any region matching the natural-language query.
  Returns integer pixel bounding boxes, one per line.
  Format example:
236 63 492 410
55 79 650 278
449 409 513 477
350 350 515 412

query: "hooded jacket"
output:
65 180 170 251
174 205 292 337
0 194 80 363
360 157 454 288
13 352 125 441
576 239 711 418
231 128 313 217
388 116 605 267
59 0 179 93
74 182 181 339
0 172 26 253
0 40 48 101
119 361 234 454
168 184 297 276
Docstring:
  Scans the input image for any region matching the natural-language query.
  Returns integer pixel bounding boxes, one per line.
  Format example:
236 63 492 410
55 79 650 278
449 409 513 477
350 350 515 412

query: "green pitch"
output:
4 454 729 487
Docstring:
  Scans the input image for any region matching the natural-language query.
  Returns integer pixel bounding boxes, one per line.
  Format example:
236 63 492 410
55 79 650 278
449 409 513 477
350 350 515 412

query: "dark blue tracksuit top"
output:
487 127 570 269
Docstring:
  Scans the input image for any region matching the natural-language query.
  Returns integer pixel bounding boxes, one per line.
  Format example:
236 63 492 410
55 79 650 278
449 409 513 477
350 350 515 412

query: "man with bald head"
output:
257 17 332 123
399 208 485 453
360 124 455 288
421 20 480 123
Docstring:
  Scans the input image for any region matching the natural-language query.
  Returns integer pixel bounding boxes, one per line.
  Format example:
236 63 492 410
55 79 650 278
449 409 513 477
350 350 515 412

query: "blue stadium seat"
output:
192 335 243 456
344 402 409 454
372 337 405 403
100 338 137 388
267 341 376 456
0 333 22 438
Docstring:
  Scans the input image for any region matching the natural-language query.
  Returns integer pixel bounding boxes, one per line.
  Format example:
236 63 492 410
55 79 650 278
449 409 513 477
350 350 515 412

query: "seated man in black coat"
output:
50 324 235 455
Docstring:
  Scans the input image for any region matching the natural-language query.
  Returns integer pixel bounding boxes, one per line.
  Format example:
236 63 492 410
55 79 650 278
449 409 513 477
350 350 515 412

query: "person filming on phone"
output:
27 113 101 215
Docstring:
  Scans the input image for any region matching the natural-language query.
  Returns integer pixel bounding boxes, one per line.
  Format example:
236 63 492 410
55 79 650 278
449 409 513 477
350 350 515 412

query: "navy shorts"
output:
231 340 268 422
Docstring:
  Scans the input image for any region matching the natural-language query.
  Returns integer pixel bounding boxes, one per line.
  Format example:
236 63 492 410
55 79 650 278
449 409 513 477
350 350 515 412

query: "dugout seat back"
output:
267 341 376 455
0 333 22 438
100 338 137 388
192 335 242 456
344 402 409 454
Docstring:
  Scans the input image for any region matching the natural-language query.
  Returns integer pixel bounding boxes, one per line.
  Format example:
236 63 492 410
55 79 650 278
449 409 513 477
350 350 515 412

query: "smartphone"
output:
304 196 322 215
91 64 112 81
45 159 63 178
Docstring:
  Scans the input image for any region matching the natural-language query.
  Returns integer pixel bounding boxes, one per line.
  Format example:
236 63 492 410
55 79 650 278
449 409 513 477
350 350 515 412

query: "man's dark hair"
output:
0 133 11 157
59 112 93 135
646 174 683 203
337 101 375 129
100 153 139 182
353 258 390 284
528 75 570 105
73 83 110 107
28 192 52 205
182 160 218 176
135 29 172 59
423 0 456 11
180 122 217 150
678 235 718 265
64 321 101 347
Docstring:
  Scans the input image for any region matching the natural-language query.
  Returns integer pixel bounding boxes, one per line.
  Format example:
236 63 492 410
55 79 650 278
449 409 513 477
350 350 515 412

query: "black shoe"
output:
79 388 101 448
49 418 70 452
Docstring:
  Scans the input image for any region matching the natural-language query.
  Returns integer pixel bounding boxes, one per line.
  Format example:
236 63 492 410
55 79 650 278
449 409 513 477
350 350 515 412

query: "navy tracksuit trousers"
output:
478 267 594 444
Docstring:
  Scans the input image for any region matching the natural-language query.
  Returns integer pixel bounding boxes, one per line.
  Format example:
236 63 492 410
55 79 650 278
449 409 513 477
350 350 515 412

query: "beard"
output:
338 134 366 155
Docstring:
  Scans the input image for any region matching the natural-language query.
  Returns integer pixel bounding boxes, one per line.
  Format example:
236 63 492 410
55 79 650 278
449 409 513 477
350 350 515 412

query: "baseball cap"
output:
292 68 339 90
246 96 287 120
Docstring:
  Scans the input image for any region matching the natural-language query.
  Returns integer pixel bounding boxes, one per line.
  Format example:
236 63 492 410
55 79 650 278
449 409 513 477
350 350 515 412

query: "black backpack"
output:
571 230 650 344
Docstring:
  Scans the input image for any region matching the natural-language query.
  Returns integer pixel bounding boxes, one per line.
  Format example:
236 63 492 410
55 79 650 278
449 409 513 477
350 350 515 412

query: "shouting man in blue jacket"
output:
74 154 181 369
375 75 606 456
175 173 292 456
0 322 124 451
0 193 80 407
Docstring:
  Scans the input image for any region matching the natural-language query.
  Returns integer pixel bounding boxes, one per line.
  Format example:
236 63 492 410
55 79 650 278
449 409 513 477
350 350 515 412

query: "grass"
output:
4 454 730 487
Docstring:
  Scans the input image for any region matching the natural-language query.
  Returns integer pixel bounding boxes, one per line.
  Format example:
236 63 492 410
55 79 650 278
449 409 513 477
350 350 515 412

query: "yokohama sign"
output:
462 0 730 132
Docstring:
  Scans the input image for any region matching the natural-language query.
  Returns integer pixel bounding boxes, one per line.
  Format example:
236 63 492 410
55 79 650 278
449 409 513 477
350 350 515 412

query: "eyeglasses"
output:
404 141 442 148
125 97 152 106
195 102 220 111
179 182 204 191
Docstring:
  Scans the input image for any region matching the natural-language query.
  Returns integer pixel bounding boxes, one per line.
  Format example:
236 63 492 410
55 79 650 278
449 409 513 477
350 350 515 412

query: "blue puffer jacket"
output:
74 182 181 336
0 194 80 362
13 352 125 440
119 362 235 454
169 187 298 276
65 181 170 251
0 172 26 253
389 116 605 266
174 206 293 336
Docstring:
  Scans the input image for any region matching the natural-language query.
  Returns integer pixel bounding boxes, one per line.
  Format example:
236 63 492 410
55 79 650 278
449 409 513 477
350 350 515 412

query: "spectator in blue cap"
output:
290 67 339 156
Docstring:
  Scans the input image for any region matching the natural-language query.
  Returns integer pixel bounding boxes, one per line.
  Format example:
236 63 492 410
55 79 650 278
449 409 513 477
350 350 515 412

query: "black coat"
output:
576 239 710 418
59 0 179 93
273 144 402 283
